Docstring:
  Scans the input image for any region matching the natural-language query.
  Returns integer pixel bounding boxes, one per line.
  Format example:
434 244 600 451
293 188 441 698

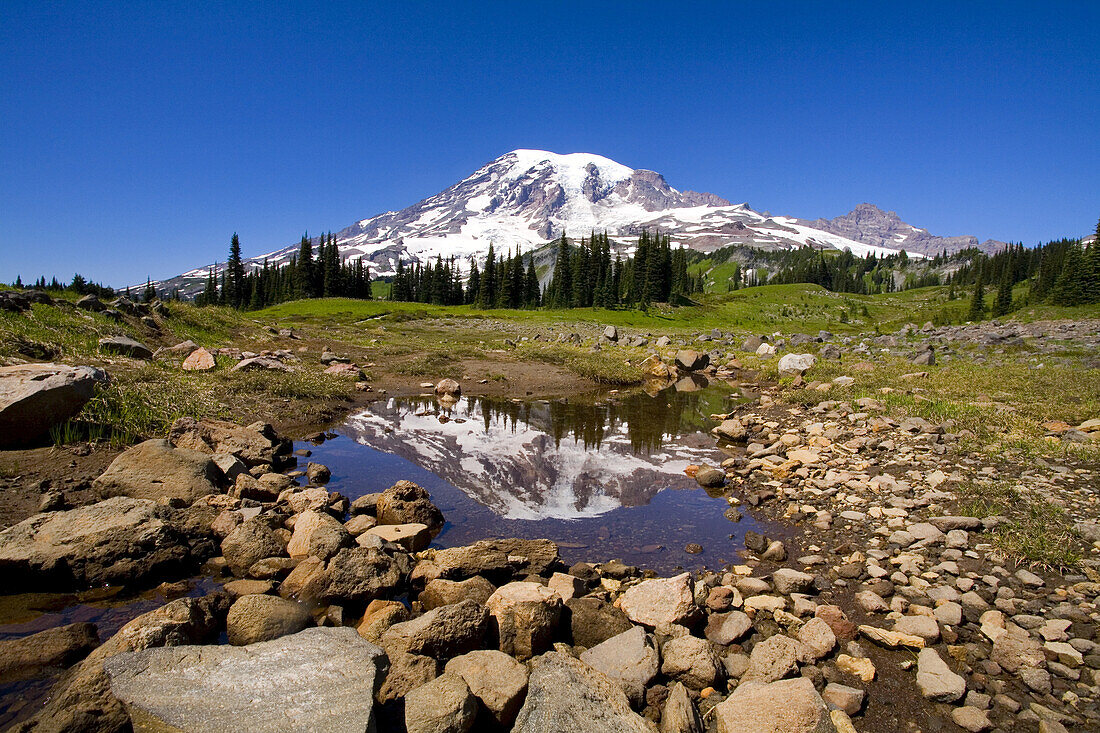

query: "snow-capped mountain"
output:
156 149 996 296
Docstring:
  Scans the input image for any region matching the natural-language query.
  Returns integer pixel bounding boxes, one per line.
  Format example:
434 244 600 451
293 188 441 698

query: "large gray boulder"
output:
382 600 489 661
94 439 221 504
580 626 659 706
513 652 657 733
0 497 210 591
713 677 836 733
104 627 384 733
0 363 107 447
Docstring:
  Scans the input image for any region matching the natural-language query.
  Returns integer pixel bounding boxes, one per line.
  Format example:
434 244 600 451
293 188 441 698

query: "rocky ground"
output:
1 293 1099 732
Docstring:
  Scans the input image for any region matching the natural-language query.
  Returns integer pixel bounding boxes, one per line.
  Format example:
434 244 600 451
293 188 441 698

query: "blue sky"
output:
2 1 1097 286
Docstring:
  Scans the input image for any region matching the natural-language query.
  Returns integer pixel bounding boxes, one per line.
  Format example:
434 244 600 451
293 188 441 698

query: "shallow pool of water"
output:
305 378 773 573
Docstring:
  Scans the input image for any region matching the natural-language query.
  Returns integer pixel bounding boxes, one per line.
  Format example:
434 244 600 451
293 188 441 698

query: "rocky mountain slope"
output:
156 150 999 297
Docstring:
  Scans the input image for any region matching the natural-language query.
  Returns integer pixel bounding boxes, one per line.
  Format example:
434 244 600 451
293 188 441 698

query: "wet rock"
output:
222 517 285 577
580 626 659 706
659 682 704 733
445 649 529 727
712 677 835 733
618 572 699 628
94 439 221 504
566 596 635 648
306 462 331 484
105 627 382 733
0 363 108 448
512 651 655 733
435 378 462 398
226 593 311 645
0 622 99 684
487 581 563 661
98 335 153 359
694 465 725 488
383 600 489 661
405 672 477 733
916 648 966 702
661 635 723 690
0 497 211 592
376 480 445 533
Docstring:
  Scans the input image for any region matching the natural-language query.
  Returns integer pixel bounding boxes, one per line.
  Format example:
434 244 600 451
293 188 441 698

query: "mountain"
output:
802 203 1006 257
155 150 997 297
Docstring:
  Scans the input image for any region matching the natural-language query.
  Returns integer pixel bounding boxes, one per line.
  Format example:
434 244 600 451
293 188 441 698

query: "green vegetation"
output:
956 481 1081 570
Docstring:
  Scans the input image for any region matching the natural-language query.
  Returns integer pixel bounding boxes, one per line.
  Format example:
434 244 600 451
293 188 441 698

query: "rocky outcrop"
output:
104 627 383 733
93 439 221 504
0 363 107 447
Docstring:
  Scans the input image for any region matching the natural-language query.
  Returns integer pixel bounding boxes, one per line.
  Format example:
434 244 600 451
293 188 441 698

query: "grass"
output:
956 481 1081 569
520 343 646 385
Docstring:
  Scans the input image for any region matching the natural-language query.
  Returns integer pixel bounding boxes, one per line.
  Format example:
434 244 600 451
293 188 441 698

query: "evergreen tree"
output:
525 258 540 307
967 272 986 321
143 278 156 303
227 233 245 307
479 244 497 308
294 234 315 299
992 271 1013 317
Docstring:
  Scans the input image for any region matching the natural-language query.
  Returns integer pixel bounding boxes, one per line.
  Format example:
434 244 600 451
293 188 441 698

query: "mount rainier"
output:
157 149 1004 297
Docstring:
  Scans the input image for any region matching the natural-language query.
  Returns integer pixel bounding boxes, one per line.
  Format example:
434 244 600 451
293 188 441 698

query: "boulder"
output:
286 510 350 559
356 599 408 644
365 522 432 551
0 622 99 683
603 325 619 342
0 497 210 591
75 294 105 311
376 480 445 533
98 335 153 359
486 581 563 660
580 626 659 706
512 651 656 733
230 356 292 372
434 537 560 582
382 600 489 661
661 634 723 690
445 650 530 727
105 627 383 733
694 465 725 488
772 568 815 595
778 353 817 376
713 677 836 733
222 518 285 577
156 340 200 358
0 363 107 448
94 439 221 504
797 618 837 659
566 596 635 648
404 672 477 733
712 418 746 442
420 576 497 610
15 594 226 733
323 546 410 604
435 378 462 398
618 572 699 628
182 347 216 371
675 350 709 372
168 417 281 466
226 594 311 645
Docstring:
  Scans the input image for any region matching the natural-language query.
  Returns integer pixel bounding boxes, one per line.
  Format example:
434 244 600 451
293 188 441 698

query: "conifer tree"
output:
143 278 156 303
227 233 245 307
294 234 315 299
967 272 986 321
992 271 1013 317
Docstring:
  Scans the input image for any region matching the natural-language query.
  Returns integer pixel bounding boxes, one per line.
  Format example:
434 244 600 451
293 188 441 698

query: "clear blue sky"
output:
2 1 1097 286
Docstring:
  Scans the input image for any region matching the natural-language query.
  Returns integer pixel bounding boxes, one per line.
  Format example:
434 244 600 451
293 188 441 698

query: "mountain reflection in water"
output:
339 381 753 520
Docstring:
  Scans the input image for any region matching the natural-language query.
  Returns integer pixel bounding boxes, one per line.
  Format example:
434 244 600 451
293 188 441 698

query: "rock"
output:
951 706 992 732
991 625 1046 673
17 594 226 733
168 417 281 467
778 353 817 376
305 462 331 484
512 651 655 733
0 496 210 592
378 651 440 704
742 335 765 352
797 617 837 659
603 325 619 342
487 581 563 661
675 350 709 372
912 349 935 366
354 599 407 644
222 578 273 598
772 568 815 595
230 356 292 372
712 418 746 442
547 571 586 601
286 510 350 559
434 378 462 399
566 596 635 648
97 335 153 359
618 572 699 628
694 465 725 488
383 600 489 661
713 677 836 733
836 654 875 682
105 627 382 733
75 294 105 311
156 340 200 358
916 648 966 702
365 522 432 551
0 363 109 448
858 624 925 650
756 343 777 356
417 577 493 611
376 480 445 533
94 438 221 504
445 649 529 727
182 347 216 371
854 590 889 613
660 682 704 733
761 540 787 562
743 634 806 683
894 614 940 644
222 517 285 577
323 546 410 604
580 626 659 706
434 537 560 582
226 593 311 645
0 622 99 683
405 671 477 733
661 635 723 690
705 610 752 646
822 683 864 716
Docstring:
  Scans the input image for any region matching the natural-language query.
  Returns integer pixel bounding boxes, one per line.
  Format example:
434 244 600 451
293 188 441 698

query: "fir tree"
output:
967 272 986 321
294 234 315 299
143 278 156 303
227 233 245 307
992 271 1013 317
